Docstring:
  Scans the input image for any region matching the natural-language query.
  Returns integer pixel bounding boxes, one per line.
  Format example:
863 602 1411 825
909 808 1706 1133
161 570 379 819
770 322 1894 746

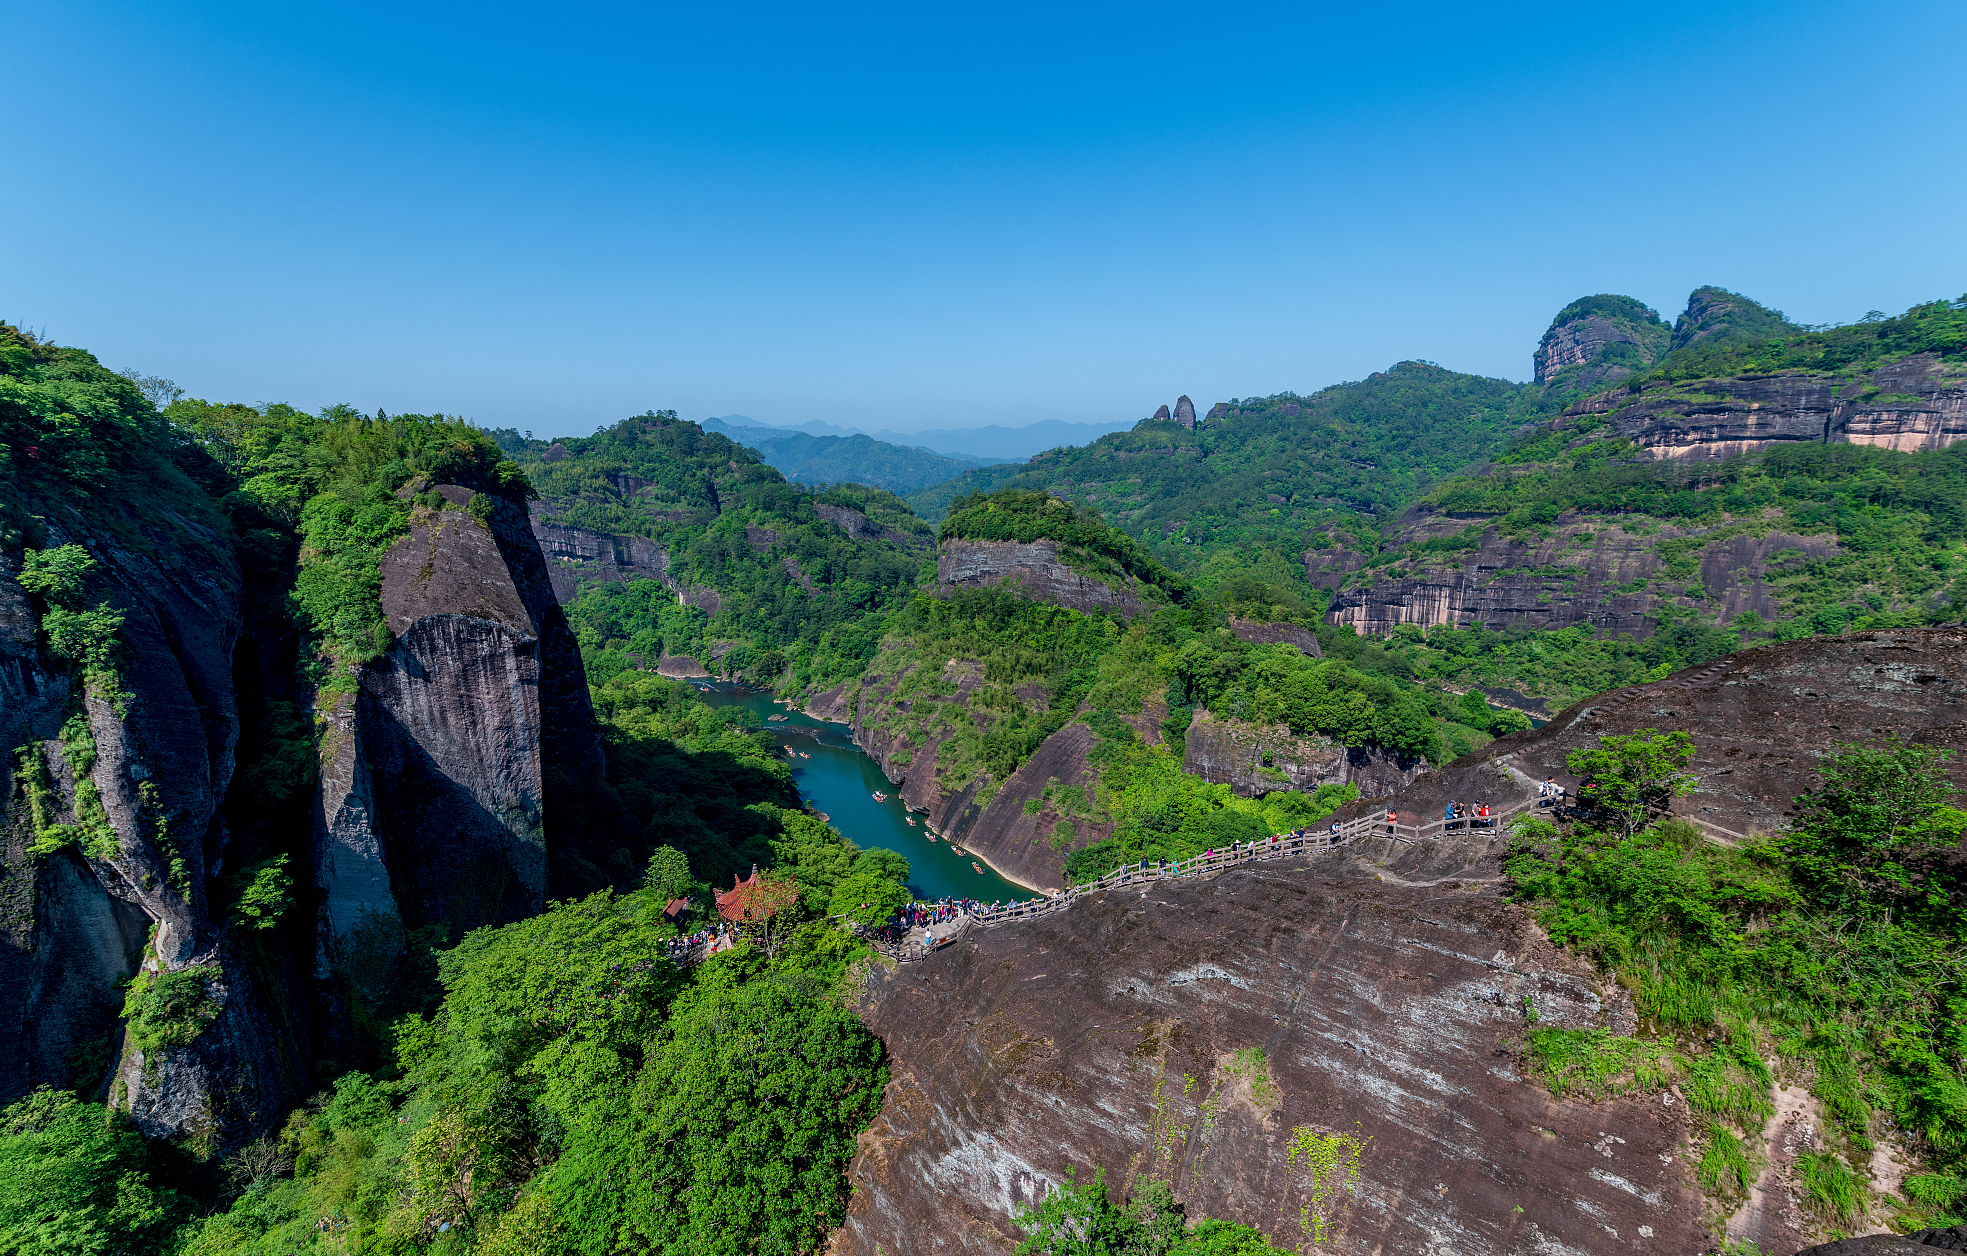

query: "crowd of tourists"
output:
666 923 732 961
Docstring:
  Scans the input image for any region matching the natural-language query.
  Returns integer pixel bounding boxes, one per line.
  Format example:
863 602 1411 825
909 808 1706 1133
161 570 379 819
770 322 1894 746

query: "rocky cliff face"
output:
810 656 1111 892
837 630 1967 1256
1672 285 1798 353
315 494 604 1012
1557 353 1967 462
1309 507 1838 639
1180 708 1427 799
1 499 305 1150
838 865 1702 1256
1353 628 1967 845
938 539 1156 618
1533 296 1671 390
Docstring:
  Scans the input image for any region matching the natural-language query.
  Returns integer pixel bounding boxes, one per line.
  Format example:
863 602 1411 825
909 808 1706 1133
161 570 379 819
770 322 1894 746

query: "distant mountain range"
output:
699 418 1015 495
705 414 1139 462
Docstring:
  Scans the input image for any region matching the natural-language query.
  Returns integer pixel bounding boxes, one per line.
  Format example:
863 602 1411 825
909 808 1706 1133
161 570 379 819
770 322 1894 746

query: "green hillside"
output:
503 413 933 693
909 361 1559 544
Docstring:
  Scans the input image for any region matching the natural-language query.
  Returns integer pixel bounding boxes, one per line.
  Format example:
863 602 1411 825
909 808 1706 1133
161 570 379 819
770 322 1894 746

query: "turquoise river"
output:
693 681 1031 904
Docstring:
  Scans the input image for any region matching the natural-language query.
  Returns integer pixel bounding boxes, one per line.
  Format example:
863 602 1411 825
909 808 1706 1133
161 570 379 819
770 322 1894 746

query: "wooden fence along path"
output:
680 792 1758 967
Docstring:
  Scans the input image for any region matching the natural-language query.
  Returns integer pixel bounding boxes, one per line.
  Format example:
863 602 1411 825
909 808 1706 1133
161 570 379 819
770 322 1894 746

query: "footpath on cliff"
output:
833 628 1967 1256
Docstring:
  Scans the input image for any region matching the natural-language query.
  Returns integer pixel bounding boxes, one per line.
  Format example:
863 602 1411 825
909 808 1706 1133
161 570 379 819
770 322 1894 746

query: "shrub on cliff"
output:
1509 736 1967 1215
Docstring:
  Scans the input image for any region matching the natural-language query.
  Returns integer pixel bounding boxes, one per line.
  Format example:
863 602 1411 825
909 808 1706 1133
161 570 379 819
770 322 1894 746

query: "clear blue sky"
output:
5 1 1963 436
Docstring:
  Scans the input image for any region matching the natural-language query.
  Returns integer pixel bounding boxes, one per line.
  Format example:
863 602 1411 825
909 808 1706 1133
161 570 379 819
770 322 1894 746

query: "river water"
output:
692 682 1029 904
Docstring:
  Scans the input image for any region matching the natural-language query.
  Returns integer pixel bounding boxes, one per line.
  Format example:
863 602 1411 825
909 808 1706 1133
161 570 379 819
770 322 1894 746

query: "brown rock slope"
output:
839 865 1704 1256
1323 629 1967 859
838 631 1967 1255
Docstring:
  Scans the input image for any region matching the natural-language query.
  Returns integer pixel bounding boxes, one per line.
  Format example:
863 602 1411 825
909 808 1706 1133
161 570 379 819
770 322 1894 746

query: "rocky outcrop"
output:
316 496 604 982
1555 354 1967 462
1180 709 1426 799
1172 396 1196 429
938 539 1155 618
1533 295 1670 389
1309 508 1838 639
1 501 305 1149
1671 285 1797 353
837 866 1704 1256
815 503 918 547
527 503 676 604
1324 629 1967 869
1150 404 1172 423
1226 618 1320 656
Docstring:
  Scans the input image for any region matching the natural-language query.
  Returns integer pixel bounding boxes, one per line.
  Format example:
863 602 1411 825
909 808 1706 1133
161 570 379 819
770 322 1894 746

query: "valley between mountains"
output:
1 288 1963 1255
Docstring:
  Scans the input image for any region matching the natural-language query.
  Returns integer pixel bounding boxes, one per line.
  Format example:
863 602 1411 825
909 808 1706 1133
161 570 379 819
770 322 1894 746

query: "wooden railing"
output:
681 792 1760 967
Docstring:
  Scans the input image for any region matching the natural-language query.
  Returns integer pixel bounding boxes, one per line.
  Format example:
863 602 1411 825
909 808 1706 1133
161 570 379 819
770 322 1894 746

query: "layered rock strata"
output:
937 539 1156 618
837 865 1704 1255
1180 708 1427 799
1562 353 1967 462
1309 508 1837 639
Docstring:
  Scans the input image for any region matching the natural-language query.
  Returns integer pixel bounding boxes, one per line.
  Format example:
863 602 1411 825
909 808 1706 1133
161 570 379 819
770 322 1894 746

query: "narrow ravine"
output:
693 682 1029 903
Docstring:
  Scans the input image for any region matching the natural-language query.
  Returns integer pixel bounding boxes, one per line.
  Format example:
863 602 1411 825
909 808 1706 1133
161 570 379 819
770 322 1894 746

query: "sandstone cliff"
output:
1180 707 1427 799
1533 294 1670 390
810 656 1111 892
839 865 1702 1255
1556 352 1967 463
1 497 305 1150
315 493 605 1023
937 538 1159 618
1310 506 1837 639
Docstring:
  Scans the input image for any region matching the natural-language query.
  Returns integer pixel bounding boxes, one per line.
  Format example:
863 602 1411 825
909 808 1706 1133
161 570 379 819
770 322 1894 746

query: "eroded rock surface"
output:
1 502 304 1148
318 497 603 980
1564 355 1967 462
1309 508 1836 639
839 866 1704 1255
1181 708 1426 800
938 539 1155 618
1324 629 1967 856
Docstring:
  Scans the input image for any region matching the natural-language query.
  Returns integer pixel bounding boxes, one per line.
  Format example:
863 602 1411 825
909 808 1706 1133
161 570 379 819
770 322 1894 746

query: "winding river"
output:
693 682 1029 904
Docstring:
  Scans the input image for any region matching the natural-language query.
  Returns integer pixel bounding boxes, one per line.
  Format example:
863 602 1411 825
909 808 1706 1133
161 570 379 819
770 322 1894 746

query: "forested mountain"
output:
699 416 1011 493
1318 294 1967 708
6 285 1966 1255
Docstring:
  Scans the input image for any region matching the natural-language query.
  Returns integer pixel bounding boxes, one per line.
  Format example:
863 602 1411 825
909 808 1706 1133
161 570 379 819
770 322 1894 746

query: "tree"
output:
16 545 97 604
1784 737 1965 921
644 846 696 903
1564 729 1697 839
828 871 911 929
0 1089 186 1254
546 978 887 1256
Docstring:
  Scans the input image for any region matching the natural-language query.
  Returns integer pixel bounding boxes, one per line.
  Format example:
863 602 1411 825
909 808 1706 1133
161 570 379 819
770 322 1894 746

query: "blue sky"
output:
5 1 1963 436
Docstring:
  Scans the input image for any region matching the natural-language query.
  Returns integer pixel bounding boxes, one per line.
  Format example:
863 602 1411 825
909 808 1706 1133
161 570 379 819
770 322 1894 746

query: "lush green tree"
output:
828 870 911 927
0 1090 188 1255
1784 738 1965 924
1564 729 1697 839
546 973 887 1256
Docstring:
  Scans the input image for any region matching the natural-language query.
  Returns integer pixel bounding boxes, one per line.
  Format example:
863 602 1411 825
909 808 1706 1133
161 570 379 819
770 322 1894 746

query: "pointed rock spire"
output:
1151 404 1172 422
1173 396 1196 429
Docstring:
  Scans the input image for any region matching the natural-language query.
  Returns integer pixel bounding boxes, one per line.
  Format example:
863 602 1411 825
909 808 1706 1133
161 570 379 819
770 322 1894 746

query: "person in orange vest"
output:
1386 808 1398 835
